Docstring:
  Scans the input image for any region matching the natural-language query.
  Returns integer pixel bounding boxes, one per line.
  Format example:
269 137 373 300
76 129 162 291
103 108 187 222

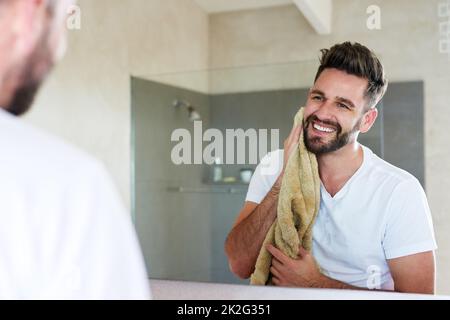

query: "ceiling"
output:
193 0 332 35
192 0 293 13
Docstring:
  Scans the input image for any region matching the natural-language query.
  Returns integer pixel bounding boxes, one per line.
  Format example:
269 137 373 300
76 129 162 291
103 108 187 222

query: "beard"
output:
4 30 54 116
6 79 42 116
303 114 362 155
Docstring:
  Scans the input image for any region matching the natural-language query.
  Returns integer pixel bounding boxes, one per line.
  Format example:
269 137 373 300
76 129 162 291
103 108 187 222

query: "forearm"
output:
312 274 367 291
226 175 283 278
316 274 434 295
312 274 396 293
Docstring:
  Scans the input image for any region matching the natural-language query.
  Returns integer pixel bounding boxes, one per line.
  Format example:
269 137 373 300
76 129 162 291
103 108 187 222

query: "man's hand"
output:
267 244 323 288
283 123 303 171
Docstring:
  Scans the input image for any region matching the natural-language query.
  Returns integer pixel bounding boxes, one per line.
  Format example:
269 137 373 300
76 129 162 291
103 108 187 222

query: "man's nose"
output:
313 100 336 122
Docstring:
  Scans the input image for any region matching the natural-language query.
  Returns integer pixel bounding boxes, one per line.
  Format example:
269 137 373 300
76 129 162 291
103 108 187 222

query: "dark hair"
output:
314 42 388 109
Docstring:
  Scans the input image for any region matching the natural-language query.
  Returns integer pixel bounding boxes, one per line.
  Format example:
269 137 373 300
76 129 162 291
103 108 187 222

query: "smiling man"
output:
225 42 437 294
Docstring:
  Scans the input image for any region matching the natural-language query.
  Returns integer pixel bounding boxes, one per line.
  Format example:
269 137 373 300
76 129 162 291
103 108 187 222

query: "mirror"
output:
132 62 426 284
129 0 448 293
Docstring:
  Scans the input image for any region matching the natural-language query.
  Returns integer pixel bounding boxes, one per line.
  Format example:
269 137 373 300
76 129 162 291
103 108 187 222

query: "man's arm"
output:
225 177 282 279
387 251 435 294
267 244 366 290
381 179 437 294
310 251 435 294
268 244 436 294
225 123 303 279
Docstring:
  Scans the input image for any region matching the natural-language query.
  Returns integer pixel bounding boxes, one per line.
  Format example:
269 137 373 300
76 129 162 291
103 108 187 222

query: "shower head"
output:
173 99 187 109
173 99 202 122
187 106 201 122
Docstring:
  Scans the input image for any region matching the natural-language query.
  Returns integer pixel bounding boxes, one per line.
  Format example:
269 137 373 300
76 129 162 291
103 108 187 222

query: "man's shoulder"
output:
0 110 118 229
0 110 104 180
262 149 284 162
363 145 421 189
258 149 284 177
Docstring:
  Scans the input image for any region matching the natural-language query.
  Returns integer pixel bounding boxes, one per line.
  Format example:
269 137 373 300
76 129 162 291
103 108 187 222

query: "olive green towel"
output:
250 107 321 285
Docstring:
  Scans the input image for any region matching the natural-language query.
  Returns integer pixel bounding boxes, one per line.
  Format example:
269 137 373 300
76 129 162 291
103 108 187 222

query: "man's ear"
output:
359 108 378 134
10 0 47 59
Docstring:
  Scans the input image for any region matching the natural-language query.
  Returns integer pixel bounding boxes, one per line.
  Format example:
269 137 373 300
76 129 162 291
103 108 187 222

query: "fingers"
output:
270 266 281 279
266 244 288 264
271 257 283 270
298 245 309 258
286 124 302 147
292 123 303 143
284 124 303 169
289 125 303 152
272 276 281 286
270 265 283 287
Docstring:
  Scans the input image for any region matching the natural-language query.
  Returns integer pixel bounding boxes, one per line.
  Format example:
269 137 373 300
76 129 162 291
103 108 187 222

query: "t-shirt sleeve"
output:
245 150 284 204
382 178 438 260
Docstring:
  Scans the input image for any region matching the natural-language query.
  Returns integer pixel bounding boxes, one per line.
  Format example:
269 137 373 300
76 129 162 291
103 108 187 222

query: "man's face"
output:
7 30 54 116
2 0 72 116
303 68 376 155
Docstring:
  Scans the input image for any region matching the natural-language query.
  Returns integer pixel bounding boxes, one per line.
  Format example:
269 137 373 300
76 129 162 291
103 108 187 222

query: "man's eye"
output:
338 103 349 109
312 96 322 101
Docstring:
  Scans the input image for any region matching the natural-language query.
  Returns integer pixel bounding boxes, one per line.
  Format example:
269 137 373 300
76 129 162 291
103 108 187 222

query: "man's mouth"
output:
312 121 337 134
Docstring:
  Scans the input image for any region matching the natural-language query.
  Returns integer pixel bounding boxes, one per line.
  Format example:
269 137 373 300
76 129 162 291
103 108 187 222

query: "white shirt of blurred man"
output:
0 0 151 299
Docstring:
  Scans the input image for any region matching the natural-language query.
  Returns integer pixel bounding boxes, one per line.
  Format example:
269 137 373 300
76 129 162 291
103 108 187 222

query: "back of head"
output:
0 0 72 116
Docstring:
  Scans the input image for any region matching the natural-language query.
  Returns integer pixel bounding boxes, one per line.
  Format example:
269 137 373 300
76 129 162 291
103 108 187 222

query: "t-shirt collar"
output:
320 144 371 201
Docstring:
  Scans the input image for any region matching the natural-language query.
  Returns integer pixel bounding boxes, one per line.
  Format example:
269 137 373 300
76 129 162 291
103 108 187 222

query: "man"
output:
0 0 150 299
225 42 437 294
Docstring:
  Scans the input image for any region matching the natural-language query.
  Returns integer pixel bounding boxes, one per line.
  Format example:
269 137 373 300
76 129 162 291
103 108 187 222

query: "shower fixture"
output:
173 99 202 122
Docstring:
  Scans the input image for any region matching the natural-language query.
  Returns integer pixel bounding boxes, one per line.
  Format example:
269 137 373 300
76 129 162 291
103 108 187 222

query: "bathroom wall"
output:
209 0 448 293
383 81 425 185
25 0 209 209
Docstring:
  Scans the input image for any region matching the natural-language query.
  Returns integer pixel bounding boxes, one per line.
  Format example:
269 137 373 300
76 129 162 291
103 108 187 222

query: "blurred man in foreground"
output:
0 0 151 299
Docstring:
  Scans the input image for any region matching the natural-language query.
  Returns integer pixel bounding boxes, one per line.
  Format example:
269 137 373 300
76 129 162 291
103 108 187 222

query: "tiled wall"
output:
132 78 213 281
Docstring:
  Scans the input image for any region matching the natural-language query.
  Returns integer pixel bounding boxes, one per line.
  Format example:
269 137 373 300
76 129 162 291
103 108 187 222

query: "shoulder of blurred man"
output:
0 108 151 300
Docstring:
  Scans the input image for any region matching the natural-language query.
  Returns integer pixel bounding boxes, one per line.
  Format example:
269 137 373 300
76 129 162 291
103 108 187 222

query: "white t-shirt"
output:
0 109 151 299
246 144 437 290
